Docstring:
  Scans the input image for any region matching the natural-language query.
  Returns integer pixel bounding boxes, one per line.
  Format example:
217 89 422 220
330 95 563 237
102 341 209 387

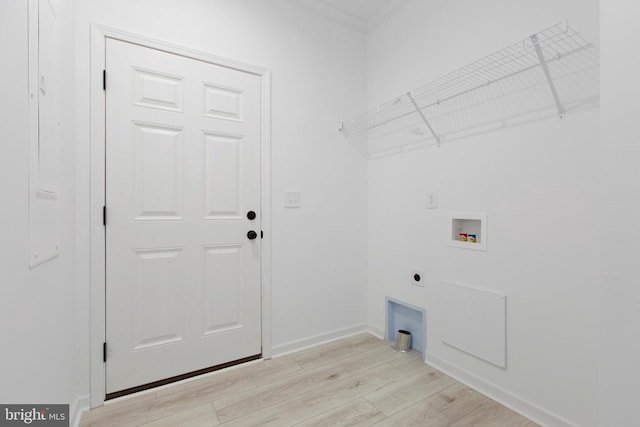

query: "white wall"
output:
365 1 599 425
74 0 368 366
0 0 83 411
599 1 640 426
11 3 636 425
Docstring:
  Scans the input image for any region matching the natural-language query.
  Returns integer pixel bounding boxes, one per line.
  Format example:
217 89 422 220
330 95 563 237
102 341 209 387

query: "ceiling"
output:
321 0 395 22
285 0 407 33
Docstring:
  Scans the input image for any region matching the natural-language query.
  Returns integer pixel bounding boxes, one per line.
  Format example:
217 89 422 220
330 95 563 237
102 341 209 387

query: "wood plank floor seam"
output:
79 334 538 427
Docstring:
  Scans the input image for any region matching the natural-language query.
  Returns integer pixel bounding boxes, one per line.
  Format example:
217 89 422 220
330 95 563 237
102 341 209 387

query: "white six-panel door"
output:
105 38 262 393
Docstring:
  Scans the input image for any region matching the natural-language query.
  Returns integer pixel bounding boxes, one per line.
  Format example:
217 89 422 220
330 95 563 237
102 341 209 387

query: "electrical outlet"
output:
285 192 301 208
426 190 437 209
411 270 425 287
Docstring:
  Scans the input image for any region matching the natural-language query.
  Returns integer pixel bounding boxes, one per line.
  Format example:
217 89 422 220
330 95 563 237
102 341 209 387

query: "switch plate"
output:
285 192 301 208
426 190 437 209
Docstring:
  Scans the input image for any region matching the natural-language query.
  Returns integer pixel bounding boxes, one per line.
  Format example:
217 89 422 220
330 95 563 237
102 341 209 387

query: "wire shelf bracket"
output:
531 33 565 118
407 91 441 146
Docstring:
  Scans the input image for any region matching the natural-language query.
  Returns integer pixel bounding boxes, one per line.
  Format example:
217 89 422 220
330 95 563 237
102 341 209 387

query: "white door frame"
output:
89 24 272 408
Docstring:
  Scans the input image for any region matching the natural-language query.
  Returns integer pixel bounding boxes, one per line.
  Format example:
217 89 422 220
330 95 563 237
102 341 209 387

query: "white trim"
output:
366 0 408 32
424 352 577 427
285 0 407 34
27 0 38 267
261 69 273 360
89 24 106 409
89 24 272 408
285 0 366 33
271 324 370 357
70 394 91 427
367 324 385 340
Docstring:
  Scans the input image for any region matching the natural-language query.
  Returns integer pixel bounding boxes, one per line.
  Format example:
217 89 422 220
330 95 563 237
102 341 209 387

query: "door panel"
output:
203 132 243 218
202 244 244 335
105 38 262 393
133 122 184 220
131 247 186 350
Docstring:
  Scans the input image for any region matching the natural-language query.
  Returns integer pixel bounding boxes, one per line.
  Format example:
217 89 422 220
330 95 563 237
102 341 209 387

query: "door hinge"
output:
103 206 106 226
103 69 106 91
103 342 107 363
261 230 263 239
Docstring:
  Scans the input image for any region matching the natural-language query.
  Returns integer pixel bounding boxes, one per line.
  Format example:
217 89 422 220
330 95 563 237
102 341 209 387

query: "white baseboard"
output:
367 324 384 340
73 328 574 427
70 394 91 427
424 352 577 427
271 324 370 357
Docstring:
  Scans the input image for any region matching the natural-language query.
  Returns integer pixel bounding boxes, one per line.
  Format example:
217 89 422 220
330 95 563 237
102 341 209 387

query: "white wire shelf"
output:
340 21 600 159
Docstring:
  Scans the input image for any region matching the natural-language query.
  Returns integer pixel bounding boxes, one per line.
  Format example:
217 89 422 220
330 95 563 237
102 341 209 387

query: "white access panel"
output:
441 281 507 368
28 0 60 268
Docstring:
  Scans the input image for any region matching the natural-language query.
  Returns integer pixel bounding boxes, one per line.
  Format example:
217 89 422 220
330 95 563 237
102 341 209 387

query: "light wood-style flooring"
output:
80 334 537 426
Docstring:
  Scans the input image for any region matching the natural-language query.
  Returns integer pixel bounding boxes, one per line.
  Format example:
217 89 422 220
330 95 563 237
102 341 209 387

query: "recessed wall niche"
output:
449 212 487 251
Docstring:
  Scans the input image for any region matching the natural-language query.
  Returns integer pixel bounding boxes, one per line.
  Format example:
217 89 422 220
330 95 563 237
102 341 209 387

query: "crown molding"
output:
285 0 407 34
286 0 366 33
366 0 408 32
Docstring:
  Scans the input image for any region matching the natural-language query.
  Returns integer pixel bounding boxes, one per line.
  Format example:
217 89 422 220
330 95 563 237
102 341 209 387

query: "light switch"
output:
285 192 301 208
